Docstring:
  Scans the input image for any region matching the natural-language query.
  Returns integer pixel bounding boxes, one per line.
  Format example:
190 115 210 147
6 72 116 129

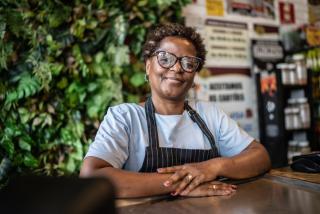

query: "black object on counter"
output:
0 175 116 214
291 152 320 173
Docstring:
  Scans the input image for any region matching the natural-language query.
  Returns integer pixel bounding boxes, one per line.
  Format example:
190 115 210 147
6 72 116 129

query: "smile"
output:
163 77 184 84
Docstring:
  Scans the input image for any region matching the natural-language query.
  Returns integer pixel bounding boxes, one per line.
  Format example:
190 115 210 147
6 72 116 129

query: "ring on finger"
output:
212 184 217 190
186 174 193 182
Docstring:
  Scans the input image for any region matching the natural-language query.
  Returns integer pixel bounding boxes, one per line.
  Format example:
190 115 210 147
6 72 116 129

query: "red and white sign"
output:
279 2 295 24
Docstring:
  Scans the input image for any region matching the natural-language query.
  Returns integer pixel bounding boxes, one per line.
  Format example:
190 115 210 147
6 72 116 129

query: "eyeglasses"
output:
153 51 202 73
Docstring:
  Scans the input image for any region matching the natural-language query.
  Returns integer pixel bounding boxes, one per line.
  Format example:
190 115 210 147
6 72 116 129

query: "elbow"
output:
265 153 272 171
262 155 272 174
79 157 113 178
260 146 272 173
79 165 94 178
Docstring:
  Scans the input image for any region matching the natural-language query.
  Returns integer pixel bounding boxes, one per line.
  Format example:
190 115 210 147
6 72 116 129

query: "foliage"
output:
0 0 190 182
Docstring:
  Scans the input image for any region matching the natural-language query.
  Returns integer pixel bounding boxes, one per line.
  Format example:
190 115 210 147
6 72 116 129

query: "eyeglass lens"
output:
156 51 200 72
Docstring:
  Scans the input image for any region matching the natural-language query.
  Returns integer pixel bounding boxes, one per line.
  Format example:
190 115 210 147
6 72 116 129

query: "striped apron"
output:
139 97 219 172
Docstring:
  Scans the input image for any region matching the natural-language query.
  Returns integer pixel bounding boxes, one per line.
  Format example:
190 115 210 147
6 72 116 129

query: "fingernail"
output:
181 190 187 195
157 168 162 172
171 191 177 196
164 181 171 187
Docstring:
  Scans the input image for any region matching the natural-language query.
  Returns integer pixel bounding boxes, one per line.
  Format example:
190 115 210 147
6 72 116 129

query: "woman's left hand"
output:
181 181 237 197
157 162 219 196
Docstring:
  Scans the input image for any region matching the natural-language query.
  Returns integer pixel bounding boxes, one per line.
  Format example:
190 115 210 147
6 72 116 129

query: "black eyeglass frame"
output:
152 50 203 73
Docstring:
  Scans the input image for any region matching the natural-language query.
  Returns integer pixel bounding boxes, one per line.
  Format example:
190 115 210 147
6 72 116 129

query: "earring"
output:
144 74 149 82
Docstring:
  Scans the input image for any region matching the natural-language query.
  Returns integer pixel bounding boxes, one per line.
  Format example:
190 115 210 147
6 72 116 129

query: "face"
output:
146 36 198 101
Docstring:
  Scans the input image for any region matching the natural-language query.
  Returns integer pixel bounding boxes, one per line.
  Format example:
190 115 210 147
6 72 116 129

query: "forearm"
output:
80 167 175 198
206 141 271 179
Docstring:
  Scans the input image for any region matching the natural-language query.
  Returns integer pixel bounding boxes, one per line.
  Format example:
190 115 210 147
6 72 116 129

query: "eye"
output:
158 55 170 64
157 52 175 67
182 57 199 71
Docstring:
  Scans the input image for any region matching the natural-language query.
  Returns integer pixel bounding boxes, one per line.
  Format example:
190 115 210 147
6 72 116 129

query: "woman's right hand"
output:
158 161 221 196
178 181 237 197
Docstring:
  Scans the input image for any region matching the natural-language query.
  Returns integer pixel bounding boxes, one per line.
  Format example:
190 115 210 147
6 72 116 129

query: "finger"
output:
173 174 195 195
157 165 183 173
208 186 234 196
208 183 236 195
180 174 204 196
210 182 237 190
163 170 188 187
221 183 237 191
208 189 233 196
221 186 236 193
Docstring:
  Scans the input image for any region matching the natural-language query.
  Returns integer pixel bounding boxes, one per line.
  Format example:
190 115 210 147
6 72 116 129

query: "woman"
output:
80 23 271 198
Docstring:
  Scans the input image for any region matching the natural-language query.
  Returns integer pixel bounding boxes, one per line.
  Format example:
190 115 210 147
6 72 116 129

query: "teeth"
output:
167 78 181 82
167 77 180 81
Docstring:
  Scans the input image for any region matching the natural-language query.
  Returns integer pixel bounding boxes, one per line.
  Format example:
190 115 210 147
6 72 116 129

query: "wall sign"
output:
227 0 275 19
279 2 295 24
206 0 224 16
193 68 259 139
204 19 250 67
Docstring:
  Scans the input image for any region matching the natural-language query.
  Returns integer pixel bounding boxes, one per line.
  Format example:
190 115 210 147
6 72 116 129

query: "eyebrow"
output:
155 50 198 58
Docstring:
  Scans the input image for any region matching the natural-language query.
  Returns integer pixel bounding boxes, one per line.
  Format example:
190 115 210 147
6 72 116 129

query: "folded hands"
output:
157 163 236 197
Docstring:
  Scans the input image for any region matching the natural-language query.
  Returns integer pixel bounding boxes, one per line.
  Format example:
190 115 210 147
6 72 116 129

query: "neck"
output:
151 96 185 115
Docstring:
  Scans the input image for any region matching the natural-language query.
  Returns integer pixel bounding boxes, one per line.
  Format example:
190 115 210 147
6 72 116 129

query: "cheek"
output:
186 74 196 84
149 61 165 78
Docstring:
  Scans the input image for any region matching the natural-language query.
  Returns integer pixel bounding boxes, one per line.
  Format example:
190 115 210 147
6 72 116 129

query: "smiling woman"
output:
80 23 271 198
146 36 198 108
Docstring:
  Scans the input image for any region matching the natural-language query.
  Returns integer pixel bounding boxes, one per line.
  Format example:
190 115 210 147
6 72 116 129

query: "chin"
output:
161 91 187 101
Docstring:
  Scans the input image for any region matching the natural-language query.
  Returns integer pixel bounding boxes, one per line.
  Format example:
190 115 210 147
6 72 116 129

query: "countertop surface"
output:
117 172 320 214
269 167 320 184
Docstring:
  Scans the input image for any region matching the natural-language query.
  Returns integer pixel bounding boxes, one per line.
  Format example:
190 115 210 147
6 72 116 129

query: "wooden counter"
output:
117 172 320 214
269 167 320 184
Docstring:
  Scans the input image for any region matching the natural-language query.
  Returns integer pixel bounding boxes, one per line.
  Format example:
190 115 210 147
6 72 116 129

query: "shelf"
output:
282 84 308 89
285 128 311 132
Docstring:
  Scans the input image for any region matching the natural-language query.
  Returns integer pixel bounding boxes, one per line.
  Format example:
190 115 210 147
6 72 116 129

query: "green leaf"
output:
70 139 83 161
50 63 64 76
0 22 5 39
87 105 99 118
0 41 13 70
1 138 15 158
114 15 127 45
107 44 129 66
47 6 71 28
65 157 76 173
57 77 68 89
130 72 145 87
137 0 148 7
87 82 98 92
18 107 31 123
94 52 104 64
18 139 31 151
127 94 140 103
23 153 38 168
5 91 18 105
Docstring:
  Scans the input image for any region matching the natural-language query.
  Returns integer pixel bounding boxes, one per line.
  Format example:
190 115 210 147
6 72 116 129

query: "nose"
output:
170 59 183 73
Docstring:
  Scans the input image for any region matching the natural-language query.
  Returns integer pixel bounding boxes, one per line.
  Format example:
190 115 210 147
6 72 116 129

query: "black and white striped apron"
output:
139 97 219 172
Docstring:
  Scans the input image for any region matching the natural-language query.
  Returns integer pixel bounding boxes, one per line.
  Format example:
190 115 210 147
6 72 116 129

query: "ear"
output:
145 59 151 76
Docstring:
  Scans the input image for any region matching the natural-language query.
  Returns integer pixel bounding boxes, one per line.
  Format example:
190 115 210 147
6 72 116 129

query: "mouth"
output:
163 77 184 84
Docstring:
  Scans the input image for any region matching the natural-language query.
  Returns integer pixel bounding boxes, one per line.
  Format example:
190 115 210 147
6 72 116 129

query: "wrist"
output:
204 157 228 179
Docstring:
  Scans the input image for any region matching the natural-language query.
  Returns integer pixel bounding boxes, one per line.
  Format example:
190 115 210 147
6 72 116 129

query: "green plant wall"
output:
0 0 190 183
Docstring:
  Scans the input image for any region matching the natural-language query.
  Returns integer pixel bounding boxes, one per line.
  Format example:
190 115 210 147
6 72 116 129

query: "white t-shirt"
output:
85 100 254 171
